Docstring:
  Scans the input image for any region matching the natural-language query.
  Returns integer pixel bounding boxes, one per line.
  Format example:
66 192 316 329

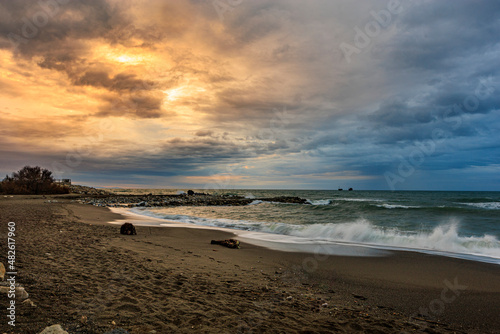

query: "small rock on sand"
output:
22 298 37 307
120 222 137 235
39 324 68 334
0 285 29 300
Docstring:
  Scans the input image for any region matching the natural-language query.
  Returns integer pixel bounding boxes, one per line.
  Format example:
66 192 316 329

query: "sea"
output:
111 189 500 265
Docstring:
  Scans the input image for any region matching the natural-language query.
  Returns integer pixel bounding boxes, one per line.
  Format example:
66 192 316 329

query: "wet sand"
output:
0 195 499 333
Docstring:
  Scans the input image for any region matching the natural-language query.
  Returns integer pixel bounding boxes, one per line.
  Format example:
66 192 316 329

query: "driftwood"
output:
211 239 240 249
120 223 137 235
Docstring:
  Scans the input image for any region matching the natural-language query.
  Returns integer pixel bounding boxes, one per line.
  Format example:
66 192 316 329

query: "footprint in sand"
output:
115 303 142 313
119 296 139 304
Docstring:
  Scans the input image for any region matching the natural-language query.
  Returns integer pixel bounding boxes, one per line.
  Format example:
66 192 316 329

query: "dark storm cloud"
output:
161 137 248 159
0 0 124 53
97 94 164 118
75 71 155 91
367 99 435 127
195 130 214 137
385 1 500 70
0 0 166 118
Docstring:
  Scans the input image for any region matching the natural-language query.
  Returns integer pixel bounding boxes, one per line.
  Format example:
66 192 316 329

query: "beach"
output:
1 195 499 333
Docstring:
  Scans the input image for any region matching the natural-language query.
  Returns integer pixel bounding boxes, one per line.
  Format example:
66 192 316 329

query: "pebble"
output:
22 298 36 307
0 285 29 300
39 324 68 334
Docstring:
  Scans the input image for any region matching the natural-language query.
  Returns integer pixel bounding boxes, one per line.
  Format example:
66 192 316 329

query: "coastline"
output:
108 206 500 265
1 196 499 333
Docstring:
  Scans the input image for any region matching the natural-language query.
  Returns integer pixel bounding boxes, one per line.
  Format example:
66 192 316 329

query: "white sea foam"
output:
375 204 421 209
460 202 500 210
130 208 500 263
334 198 384 202
306 199 333 205
289 219 500 259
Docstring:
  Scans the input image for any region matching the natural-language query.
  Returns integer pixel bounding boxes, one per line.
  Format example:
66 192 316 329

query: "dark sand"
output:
0 196 499 333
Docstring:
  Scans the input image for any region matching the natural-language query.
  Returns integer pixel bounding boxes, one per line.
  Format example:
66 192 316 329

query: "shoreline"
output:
110 206 500 266
99 205 500 291
1 196 499 333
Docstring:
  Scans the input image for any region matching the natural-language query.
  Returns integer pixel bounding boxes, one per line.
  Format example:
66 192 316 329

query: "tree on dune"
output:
0 166 69 195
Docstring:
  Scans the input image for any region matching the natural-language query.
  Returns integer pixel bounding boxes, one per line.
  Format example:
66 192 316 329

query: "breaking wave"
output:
460 202 500 210
287 220 500 259
334 198 384 202
132 208 500 263
375 204 421 209
306 199 333 205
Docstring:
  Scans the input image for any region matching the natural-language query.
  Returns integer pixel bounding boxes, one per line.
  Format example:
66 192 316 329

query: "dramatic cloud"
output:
0 0 499 190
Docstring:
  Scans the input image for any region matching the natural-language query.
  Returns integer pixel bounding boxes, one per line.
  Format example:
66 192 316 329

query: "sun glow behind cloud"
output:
164 87 186 102
116 55 142 64
94 44 153 64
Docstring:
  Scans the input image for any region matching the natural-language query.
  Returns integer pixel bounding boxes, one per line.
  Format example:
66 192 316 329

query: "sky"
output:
0 0 499 191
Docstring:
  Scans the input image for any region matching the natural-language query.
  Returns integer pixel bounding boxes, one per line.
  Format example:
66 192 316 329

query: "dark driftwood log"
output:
120 223 137 235
211 239 240 249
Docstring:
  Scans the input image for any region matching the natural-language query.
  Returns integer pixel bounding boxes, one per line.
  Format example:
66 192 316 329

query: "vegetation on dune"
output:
0 166 69 195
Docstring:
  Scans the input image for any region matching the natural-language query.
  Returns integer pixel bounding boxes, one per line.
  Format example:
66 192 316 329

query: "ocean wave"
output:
459 202 500 210
270 220 500 260
375 204 421 209
133 208 500 261
306 199 333 205
334 198 384 202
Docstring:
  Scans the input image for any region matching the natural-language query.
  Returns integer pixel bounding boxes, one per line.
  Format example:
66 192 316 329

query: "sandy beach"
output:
1 195 499 334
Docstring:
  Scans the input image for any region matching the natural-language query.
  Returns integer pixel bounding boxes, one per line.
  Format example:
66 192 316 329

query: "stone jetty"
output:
74 192 308 208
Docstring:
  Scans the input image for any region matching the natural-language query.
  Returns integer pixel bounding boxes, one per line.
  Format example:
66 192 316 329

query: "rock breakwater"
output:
77 194 308 208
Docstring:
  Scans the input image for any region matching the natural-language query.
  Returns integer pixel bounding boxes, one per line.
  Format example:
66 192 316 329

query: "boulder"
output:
39 324 68 334
120 223 137 235
187 190 195 195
